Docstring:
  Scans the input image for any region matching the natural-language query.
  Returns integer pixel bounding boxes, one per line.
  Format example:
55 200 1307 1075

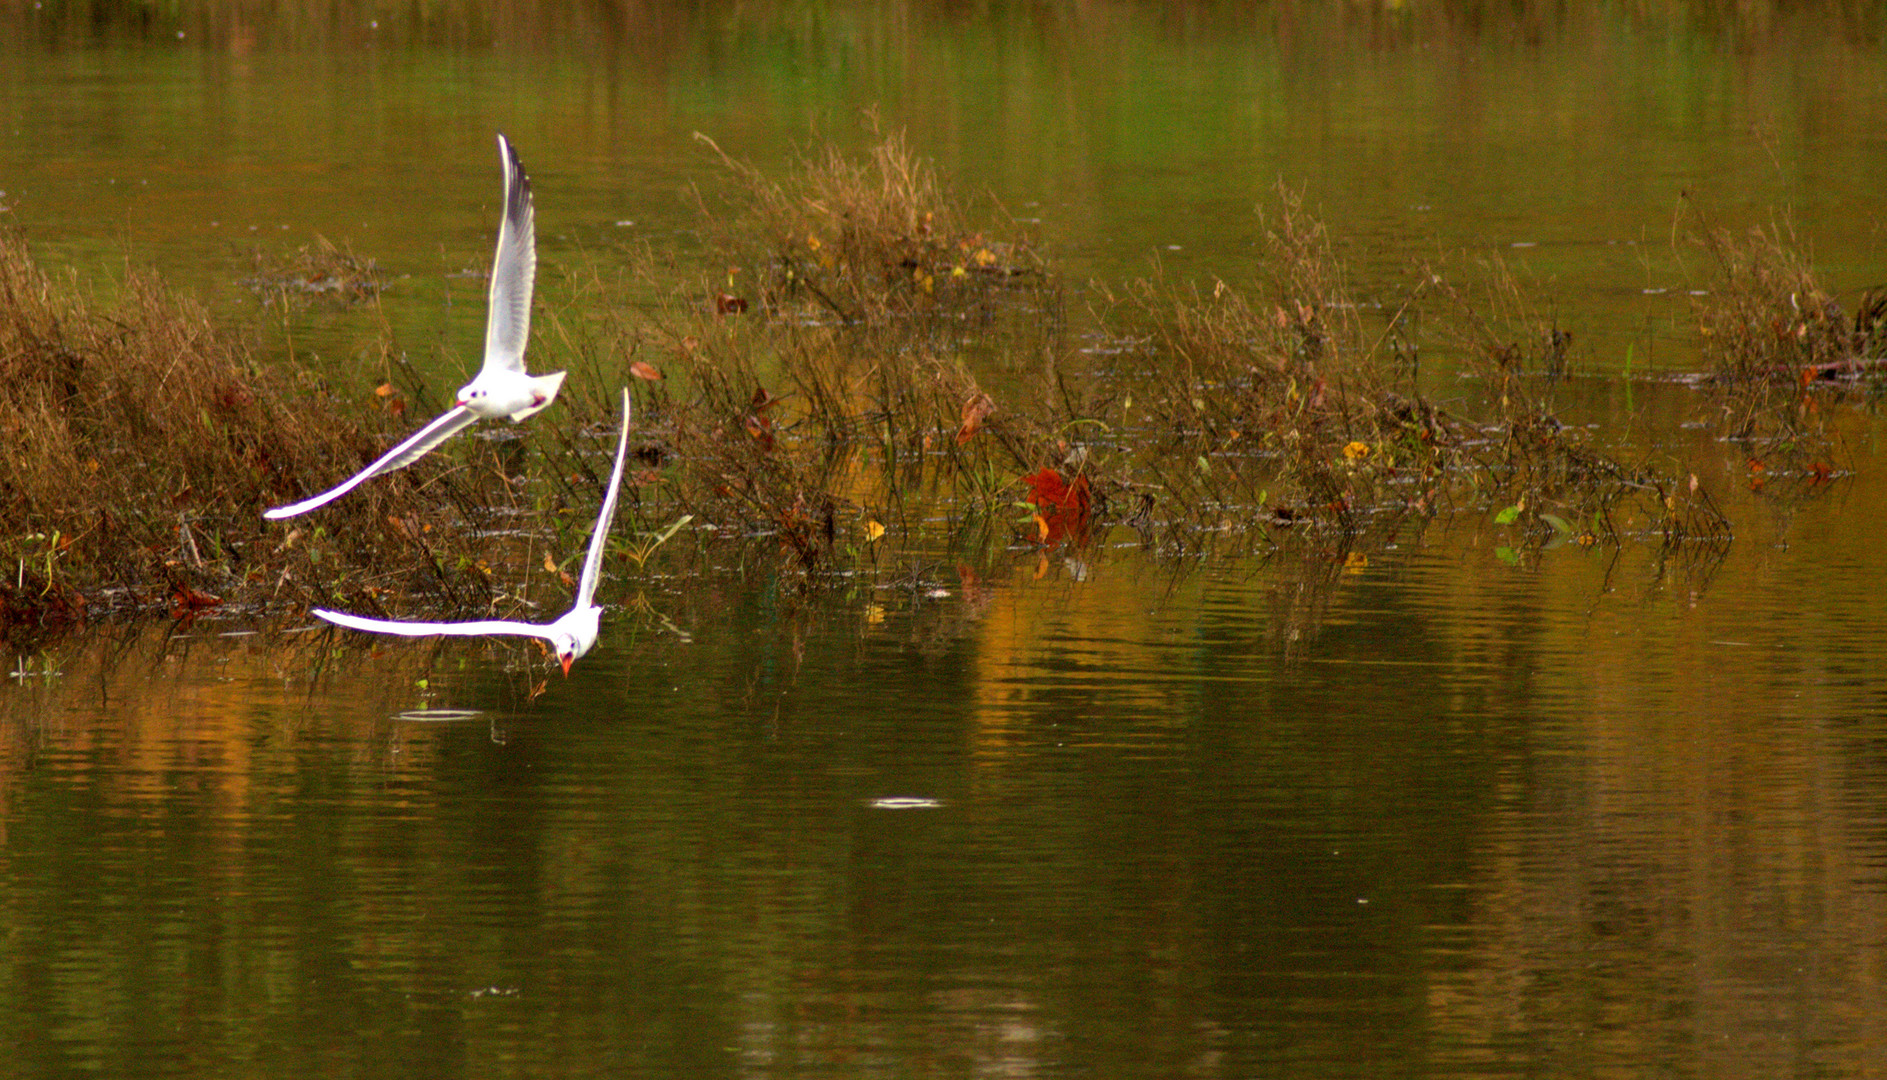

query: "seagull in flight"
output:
264 133 566 520
312 387 634 675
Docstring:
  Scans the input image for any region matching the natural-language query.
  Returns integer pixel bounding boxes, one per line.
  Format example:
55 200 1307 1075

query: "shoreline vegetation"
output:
0 130 1875 636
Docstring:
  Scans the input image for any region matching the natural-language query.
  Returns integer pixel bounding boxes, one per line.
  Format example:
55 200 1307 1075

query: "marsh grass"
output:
31 131 1887 632
0 229 520 629
1685 214 1872 482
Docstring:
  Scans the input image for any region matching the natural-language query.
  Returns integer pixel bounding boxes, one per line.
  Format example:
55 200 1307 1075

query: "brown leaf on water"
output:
957 392 995 445
629 360 664 381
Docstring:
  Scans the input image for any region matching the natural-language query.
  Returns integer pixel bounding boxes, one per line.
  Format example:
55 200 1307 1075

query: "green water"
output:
5 5 1887 1077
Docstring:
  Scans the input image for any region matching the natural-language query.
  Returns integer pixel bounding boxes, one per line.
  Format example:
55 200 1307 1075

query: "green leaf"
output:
1540 513 1573 534
1494 504 1521 525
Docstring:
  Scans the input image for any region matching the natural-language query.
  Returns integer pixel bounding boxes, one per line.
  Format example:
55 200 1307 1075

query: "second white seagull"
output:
311 387 634 675
264 133 566 520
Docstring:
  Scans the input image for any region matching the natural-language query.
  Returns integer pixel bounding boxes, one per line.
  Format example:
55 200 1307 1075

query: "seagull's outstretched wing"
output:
576 388 634 610
313 608 559 643
480 133 536 379
263 405 479 520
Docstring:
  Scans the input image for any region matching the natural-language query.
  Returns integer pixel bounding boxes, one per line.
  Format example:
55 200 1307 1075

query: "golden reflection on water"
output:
1 477 1887 1073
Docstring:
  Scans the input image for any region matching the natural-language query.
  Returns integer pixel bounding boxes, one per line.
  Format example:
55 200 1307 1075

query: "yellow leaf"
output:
1343 441 1371 461
863 519 886 542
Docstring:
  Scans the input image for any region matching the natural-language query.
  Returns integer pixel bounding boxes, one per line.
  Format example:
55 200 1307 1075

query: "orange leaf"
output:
629 360 664 381
957 392 995 445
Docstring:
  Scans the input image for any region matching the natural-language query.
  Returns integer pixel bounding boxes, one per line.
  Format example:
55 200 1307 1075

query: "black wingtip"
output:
497 133 531 219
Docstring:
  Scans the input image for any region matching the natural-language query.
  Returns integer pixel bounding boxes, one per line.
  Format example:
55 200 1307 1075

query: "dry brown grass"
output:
9 132 1836 630
0 229 514 629
1680 214 1877 489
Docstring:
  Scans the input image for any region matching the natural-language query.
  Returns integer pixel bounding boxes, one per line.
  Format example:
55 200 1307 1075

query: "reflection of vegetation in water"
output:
13 0 1887 50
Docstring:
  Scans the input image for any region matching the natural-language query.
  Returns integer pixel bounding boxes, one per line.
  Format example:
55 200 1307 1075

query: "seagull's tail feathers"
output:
508 371 567 422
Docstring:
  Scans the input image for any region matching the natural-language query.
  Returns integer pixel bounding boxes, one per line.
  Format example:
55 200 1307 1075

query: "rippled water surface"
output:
6 4 1887 1077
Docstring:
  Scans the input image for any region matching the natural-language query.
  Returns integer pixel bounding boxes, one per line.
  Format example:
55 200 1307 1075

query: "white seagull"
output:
264 133 566 520
312 387 634 675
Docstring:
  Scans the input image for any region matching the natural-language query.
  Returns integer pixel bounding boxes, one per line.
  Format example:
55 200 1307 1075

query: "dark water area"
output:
6 3 1887 1077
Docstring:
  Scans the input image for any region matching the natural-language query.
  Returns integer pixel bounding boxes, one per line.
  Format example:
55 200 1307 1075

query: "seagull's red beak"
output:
559 654 574 677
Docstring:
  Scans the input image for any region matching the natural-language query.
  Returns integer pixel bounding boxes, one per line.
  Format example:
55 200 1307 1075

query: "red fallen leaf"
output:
751 386 783 411
715 293 749 315
1021 467 1091 518
1020 466 1092 546
1808 462 1833 483
957 392 995 445
170 584 222 617
629 360 664 381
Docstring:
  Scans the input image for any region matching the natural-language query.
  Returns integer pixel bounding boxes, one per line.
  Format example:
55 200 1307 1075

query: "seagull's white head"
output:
553 634 580 675
551 631 586 676
456 380 492 411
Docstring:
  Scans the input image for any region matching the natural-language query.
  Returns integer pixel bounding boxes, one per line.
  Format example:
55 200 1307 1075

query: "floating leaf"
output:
863 519 886 542
1494 504 1521 525
629 360 664 381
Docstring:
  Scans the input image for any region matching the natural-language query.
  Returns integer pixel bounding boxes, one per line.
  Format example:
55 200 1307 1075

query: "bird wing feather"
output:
263 405 479 520
313 608 559 642
479 133 536 378
576 388 634 610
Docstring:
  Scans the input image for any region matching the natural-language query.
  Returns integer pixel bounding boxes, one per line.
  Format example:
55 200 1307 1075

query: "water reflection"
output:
1 483 1885 1075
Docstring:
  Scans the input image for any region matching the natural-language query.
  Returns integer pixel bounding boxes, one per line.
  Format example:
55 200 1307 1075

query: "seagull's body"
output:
264 134 564 521
313 388 634 674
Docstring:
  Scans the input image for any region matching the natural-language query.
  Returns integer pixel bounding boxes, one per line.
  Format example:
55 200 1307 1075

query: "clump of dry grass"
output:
240 235 383 305
1083 189 1735 560
693 126 1051 335
1685 215 1869 479
0 229 507 628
